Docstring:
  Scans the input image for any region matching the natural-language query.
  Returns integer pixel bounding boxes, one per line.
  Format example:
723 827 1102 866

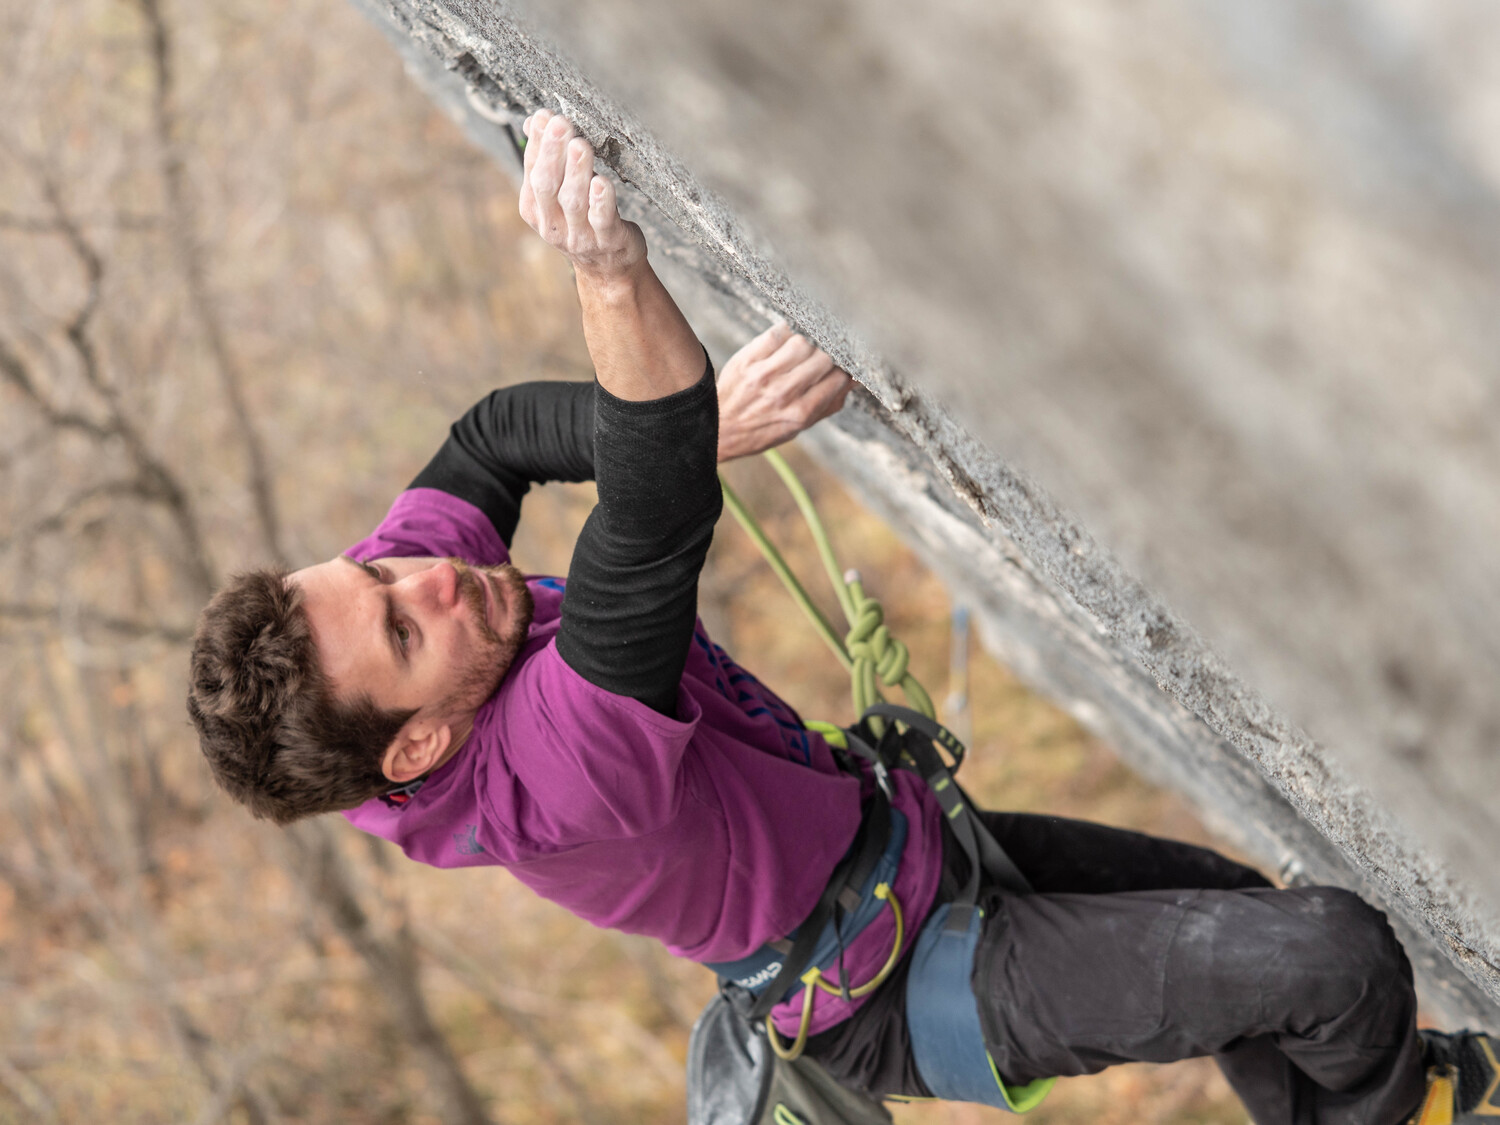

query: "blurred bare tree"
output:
0 1 1246 1123
0 0 621 1119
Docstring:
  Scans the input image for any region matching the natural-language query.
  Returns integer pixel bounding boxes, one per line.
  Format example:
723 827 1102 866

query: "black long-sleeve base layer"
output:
409 358 719 717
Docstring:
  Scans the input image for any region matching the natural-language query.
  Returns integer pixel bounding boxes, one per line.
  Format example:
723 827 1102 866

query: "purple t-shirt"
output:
342 488 944 1036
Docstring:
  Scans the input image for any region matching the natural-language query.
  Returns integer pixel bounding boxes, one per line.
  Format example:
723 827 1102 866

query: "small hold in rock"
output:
1143 619 1173 651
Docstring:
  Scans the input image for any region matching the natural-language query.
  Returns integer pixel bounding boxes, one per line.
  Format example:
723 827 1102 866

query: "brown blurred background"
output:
0 0 1317 1121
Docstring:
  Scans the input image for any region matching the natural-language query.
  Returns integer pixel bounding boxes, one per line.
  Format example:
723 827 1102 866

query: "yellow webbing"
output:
1413 1069 1455 1125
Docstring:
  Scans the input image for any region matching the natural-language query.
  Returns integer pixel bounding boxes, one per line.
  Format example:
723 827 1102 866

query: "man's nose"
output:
403 560 459 608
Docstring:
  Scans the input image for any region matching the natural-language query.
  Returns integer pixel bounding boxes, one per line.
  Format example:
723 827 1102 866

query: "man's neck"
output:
429 717 475 775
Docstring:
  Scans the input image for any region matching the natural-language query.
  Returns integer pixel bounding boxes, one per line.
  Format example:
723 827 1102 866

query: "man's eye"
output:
395 622 411 649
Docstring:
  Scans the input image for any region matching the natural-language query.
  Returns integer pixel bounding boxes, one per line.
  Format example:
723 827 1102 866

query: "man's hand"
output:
520 110 646 284
518 109 701 402
717 323 855 462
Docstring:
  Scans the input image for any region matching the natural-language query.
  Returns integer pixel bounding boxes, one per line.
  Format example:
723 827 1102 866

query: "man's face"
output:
290 554 535 739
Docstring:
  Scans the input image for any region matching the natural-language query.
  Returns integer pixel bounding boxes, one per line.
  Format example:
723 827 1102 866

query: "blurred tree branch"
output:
0 1052 59 1123
0 157 219 597
415 925 616 1125
284 822 495 1125
0 211 160 234
135 0 286 567
0 601 192 643
0 336 116 440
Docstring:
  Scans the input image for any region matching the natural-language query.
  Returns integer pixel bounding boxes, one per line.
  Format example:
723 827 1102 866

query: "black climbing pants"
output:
972 813 1426 1125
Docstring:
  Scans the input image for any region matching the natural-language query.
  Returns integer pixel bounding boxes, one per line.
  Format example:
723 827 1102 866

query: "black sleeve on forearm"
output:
556 354 722 716
408 381 597 545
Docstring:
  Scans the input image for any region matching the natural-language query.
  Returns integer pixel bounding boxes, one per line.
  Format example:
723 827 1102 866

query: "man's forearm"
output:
577 262 704 403
521 111 704 403
518 110 721 711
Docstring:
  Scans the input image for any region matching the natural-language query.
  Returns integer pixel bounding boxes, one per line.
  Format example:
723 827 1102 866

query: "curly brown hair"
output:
186 568 415 825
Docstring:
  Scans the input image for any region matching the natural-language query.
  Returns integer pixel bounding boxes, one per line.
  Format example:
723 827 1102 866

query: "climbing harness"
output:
704 799 908 1048
686 450 1055 1121
716 452 924 1059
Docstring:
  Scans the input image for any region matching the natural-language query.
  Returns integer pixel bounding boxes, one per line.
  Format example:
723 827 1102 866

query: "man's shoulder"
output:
492 632 695 723
347 487 509 566
481 636 702 796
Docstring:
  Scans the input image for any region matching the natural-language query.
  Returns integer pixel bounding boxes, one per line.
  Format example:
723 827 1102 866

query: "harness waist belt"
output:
705 808 907 1002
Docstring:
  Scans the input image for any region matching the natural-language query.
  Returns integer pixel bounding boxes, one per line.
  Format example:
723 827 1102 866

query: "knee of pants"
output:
1275 888 1411 1017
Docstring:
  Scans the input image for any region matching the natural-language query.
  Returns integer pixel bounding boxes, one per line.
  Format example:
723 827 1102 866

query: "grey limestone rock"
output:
348 0 1500 1028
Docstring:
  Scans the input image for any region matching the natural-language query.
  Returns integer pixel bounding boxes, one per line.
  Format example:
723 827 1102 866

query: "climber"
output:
185 109 1494 1125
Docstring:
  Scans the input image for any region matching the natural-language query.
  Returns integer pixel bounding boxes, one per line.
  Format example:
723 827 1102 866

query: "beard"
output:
440 558 535 715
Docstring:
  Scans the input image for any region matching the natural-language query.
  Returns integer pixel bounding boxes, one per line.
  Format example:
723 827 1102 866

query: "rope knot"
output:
845 593 910 689
721 450 936 725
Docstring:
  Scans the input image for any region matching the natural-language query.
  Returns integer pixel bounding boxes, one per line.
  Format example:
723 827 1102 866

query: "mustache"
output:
452 560 504 646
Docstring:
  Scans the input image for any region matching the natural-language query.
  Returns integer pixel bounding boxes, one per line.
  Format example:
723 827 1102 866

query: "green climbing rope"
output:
721 450 1056 1109
719 449 935 739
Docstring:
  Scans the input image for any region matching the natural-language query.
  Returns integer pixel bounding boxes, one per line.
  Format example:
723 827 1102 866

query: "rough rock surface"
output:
348 0 1500 1027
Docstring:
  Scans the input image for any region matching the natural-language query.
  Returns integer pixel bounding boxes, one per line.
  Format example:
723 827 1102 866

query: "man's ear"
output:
381 716 453 784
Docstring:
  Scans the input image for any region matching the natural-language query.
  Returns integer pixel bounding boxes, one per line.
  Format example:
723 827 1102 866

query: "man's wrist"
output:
574 258 651 302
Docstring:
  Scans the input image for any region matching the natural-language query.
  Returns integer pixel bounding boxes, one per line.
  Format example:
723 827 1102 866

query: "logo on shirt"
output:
454 824 486 856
